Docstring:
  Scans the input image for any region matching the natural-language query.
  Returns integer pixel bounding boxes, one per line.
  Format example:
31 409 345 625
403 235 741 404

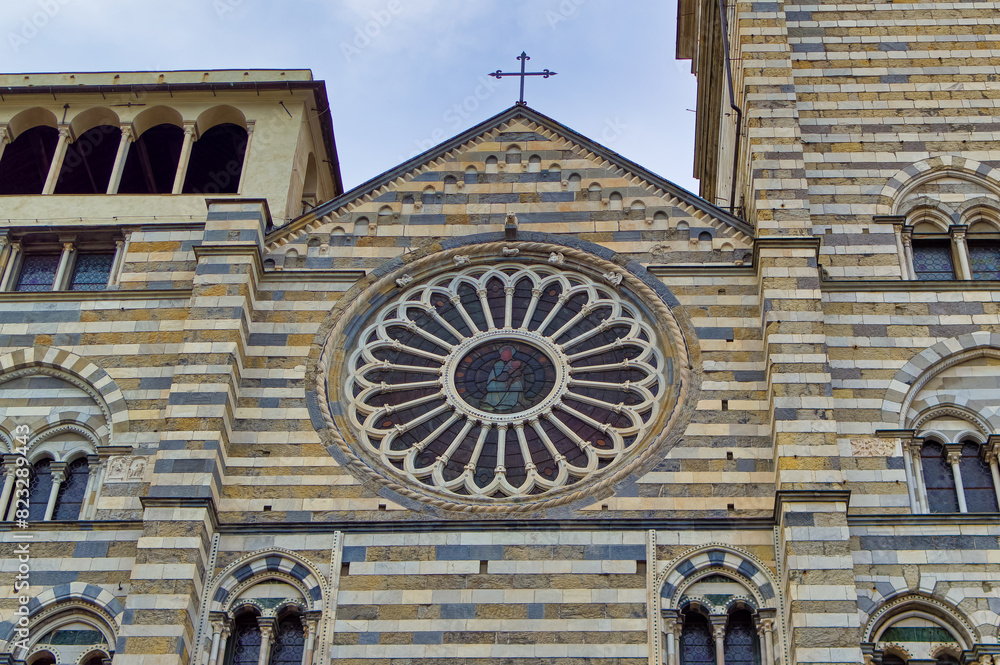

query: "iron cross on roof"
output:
489 51 557 106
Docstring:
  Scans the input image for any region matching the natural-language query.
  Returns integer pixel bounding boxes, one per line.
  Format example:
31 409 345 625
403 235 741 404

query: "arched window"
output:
680 611 714 665
958 441 999 512
27 458 53 522
464 166 478 184
0 126 59 195
911 240 955 280
228 613 262 665
920 441 959 513
421 186 437 205
53 456 90 520
269 614 305 665
183 123 248 194
118 124 184 194
54 125 122 195
724 609 759 665
968 239 1000 280
25 615 114 665
27 653 56 665
872 607 969 664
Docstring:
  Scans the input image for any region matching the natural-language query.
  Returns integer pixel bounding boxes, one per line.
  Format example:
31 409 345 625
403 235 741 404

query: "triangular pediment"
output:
265 106 752 270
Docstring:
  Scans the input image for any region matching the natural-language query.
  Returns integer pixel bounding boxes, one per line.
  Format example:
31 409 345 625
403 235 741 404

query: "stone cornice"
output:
0 289 192 302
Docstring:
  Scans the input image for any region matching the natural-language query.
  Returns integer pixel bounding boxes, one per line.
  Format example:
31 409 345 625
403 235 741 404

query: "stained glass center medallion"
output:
444 330 567 422
323 248 690 510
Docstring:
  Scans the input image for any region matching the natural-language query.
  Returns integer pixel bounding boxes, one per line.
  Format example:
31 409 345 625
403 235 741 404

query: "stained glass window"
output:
920 442 959 513
344 263 667 499
15 254 60 292
53 456 90 520
268 616 305 665
959 442 999 513
227 614 261 665
912 241 955 280
70 253 114 291
725 610 760 665
27 459 54 522
680 612 714 665
969 241 1000 280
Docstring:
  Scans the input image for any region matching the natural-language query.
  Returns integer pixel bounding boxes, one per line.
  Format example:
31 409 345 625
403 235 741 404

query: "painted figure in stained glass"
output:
455 341 556 415
485 345 524 411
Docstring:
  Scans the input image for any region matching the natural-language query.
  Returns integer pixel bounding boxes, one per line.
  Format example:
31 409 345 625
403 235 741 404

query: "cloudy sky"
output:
2 0 701 196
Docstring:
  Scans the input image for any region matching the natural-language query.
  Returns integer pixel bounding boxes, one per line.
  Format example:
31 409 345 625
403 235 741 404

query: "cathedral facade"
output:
1 2 999 665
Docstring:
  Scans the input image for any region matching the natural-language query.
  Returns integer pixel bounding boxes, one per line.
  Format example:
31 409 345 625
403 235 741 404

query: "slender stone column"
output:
107 124 134 194
0 459 17 521
944 445 967 513
908 439 929 514
661 610 680 665
901 439 919 513
301 618 317 665
900 226 915 279
171 122 198 194
256 622 273 665
109 232 131 288
43 463 67 521
52 241 75 291
0 125 9 164
237 121 254 195
986 452 1000 510
951 226 972 280
79 454 102 520
758 617 776 665
0 241 21 291
711 618 727 665
207 624 222 665
42 125 72 195
207 617 232 665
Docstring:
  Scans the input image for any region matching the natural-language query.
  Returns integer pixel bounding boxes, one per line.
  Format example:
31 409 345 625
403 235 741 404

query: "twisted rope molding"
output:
315 241 693 513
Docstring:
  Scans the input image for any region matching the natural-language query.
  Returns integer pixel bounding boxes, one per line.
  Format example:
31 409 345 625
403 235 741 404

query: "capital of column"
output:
57 124 73 141
944 445 963 465
710 620 727 641
2 458 19 477
950 225 968 242
120 124 135 142
660 608 681 635
0 124 10 145
50 461 67 483
900 226 914 247
757 618 775 636
182 122 199 140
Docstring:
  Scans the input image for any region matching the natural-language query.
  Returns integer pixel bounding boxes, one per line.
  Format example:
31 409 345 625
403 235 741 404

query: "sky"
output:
1 0 701 196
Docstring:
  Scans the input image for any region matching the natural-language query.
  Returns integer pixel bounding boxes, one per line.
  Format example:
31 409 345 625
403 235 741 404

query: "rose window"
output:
340 259 674 501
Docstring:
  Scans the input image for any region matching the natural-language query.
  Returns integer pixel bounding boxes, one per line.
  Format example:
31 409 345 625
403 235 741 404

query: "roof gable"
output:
265 106 752 270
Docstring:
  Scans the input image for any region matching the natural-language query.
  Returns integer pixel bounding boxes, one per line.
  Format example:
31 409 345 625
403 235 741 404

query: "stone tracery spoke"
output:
344 260 668 500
